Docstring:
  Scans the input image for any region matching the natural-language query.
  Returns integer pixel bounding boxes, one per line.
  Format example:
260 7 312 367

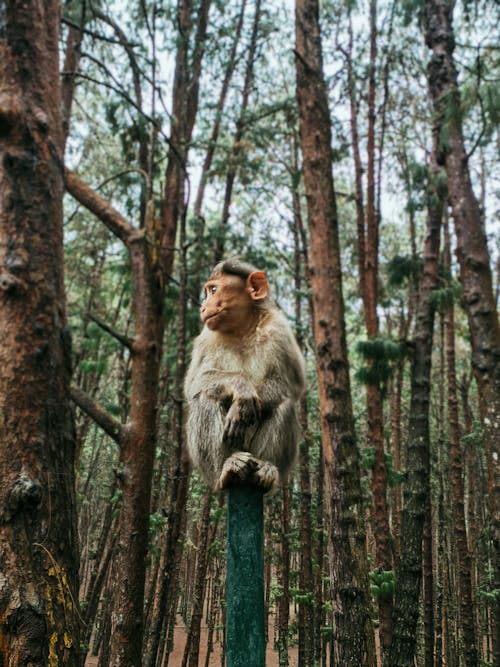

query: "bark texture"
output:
424 3 500 661
295 1 375 664
389 151 442 666
0 1 80 664
444 219 478 666
351 0 393 649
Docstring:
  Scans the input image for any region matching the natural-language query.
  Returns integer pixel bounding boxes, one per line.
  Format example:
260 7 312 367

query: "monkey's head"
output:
200 258 270 335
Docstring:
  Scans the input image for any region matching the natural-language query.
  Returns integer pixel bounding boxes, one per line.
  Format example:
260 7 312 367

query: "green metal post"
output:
226 484 265 667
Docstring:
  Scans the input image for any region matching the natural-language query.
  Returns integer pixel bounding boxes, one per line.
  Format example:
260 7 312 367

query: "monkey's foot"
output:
217 452 279 493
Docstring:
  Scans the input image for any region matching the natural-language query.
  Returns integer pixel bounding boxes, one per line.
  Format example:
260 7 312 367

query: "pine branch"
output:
88 313 133 350
64 168 141 245
70 385 126 445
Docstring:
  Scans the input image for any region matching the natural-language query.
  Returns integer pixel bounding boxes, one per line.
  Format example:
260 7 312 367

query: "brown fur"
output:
184 259 306 490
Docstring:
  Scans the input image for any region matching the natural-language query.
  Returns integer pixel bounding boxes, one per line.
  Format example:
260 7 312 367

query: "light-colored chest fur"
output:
196 316 284 384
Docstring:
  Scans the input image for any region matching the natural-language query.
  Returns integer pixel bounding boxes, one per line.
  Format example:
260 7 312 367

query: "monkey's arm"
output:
256 333 306 416
185 346 261 447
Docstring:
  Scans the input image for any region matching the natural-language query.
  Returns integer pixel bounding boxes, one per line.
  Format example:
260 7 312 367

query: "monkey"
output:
184 257 306 493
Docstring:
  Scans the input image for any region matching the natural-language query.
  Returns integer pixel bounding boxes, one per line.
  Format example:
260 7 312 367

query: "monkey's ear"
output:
247 271 268 301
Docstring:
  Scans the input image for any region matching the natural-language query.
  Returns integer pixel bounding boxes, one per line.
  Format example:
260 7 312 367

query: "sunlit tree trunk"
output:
0 1 80 663
295 1 375 663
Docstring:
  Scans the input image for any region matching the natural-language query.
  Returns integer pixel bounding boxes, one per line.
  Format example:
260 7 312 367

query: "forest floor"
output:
85 618 301 666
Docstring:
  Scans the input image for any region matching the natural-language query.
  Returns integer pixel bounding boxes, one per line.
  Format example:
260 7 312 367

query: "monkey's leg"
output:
217 451 279 493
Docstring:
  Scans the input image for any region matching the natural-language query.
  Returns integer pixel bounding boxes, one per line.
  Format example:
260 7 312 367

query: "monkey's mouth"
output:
204 310 223 323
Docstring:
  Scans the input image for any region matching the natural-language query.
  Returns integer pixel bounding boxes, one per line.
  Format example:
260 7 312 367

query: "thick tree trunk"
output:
389 150 442 666
0 1 80 664
108 237 164 667
423 4 500 661
295 2 375 664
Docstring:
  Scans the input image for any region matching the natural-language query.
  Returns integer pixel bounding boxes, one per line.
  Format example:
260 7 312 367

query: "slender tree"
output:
214 0 261 262
443 216 478 664
389 145 442 666
423 3 500 660
344 1 393 649
295 1 375 663
0 1 80 663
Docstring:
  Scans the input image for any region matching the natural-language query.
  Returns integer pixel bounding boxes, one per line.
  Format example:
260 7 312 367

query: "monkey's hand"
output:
217 451 279 494
222 394 261 448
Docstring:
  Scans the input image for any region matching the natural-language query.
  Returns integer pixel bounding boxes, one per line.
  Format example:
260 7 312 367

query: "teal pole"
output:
226 484 265 667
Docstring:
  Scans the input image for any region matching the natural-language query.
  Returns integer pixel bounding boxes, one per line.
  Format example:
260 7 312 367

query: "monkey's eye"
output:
207 285 217 295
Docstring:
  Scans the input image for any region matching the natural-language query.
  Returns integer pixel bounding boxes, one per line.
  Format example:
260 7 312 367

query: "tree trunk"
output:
298 417 315 666
364 2 393 653
161 0 211 276
193 0 247 220
444 217 478 665
277 483 291 667
214 0 261 263
64 2 209 661
346 2 393 648
389 148 442 666
295 1 375 664
108 227 164 667
145 457 190 667
183 493 213 667
422 501 434 667
423 4 500 661
0 2 80 664
61 22 83 148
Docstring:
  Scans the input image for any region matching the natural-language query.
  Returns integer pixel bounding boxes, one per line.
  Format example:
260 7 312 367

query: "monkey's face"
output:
200 271 268 336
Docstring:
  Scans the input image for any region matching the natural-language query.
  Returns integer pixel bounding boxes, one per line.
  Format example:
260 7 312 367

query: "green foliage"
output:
386 254 423 287
356 336 409 389
291 588 315 607
403 160 429 213
361 449 405 487
79 359 107 374
110 488 123 519
370 569 395 598
361 446 376 470
429 284 461 311
63 0 102 24
461 420 483 448
104 403 121 417
398 0 424 26
149 511 166 554
479 588 500 604
385 453 406 488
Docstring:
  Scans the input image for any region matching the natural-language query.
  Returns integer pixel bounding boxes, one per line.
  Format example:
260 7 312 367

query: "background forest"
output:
0 0 498 666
